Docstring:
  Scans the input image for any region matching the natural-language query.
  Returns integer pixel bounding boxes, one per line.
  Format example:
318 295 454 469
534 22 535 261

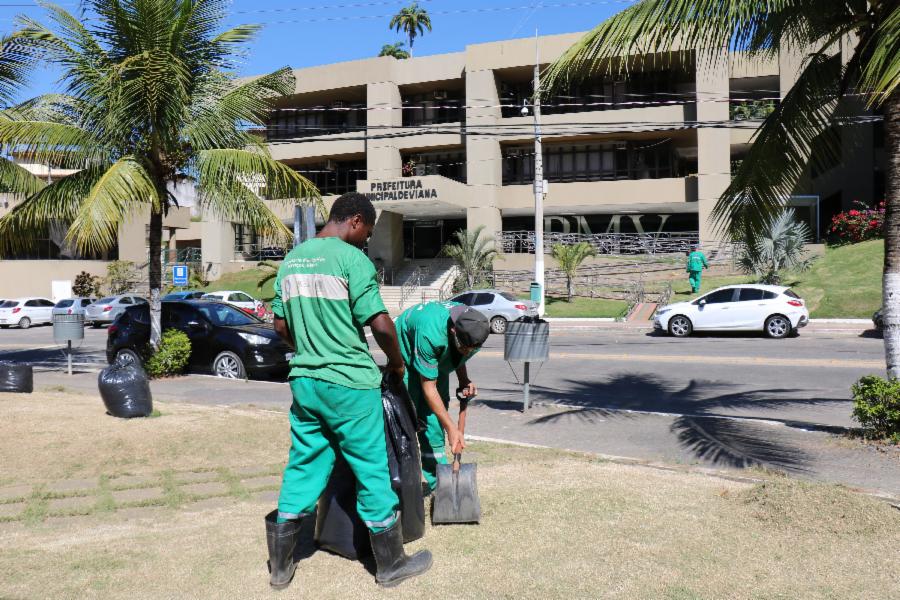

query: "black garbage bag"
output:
0 361 33 394
314 373 426 559
98 356 153 418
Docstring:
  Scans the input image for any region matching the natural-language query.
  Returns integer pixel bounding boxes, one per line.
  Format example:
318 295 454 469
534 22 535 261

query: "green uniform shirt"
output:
687 250 709 272
271 237 387 389
396 301 478 387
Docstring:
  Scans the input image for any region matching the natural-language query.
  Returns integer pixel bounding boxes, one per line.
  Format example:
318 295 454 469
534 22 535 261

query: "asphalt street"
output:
3 322 899 496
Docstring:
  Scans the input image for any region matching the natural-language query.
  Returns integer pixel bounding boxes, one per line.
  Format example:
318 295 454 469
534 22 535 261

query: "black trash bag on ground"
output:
98 356 153 418
0 361 33 394
314 373 426 559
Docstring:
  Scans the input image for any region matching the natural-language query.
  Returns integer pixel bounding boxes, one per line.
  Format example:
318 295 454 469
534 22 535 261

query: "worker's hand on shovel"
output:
448 425 466 455
457 381 478 400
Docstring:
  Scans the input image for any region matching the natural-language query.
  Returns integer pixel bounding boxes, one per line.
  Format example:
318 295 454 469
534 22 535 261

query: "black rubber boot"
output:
265 510 301 590
370 520 433 588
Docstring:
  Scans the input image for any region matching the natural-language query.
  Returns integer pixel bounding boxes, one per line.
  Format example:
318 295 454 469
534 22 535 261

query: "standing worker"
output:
395 301 490 495
265 193 432 590
686 243 709 294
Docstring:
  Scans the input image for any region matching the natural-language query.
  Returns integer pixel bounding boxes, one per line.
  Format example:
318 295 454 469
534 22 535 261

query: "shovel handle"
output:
452 452 462 473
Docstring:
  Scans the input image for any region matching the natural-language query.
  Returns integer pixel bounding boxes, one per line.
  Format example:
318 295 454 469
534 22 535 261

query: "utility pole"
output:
532 30 546 316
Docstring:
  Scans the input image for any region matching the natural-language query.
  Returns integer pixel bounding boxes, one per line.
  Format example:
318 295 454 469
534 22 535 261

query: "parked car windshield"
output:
196 303 259 327
499 292 519 302
0 300 17 308
56 299 74 307
784 289 801 299
98 297 116 304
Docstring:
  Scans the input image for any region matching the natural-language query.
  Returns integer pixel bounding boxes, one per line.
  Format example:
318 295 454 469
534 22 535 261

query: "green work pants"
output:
277 377 399 532
405 371 451 493
688 270 703 293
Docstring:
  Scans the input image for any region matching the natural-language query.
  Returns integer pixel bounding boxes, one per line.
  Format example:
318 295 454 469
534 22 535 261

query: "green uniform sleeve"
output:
271 273 284 319
702 253 709 268
347 252 387 325
413 329 442 380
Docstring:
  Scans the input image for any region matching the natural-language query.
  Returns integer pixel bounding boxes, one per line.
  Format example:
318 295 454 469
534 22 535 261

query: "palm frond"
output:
858 4 900 106
711 51 841 240
0 155 48 196
540 0 861 93
0 164 105 256
66 156 159 254
0 119 109 168
197 148 320 203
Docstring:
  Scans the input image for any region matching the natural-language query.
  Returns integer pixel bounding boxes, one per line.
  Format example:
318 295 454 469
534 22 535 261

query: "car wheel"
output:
490 316 508 334
765 315 792 339
18 317 31 329
213 351 246 379
91 321 102 329
667 315 692 337
116 348 142 366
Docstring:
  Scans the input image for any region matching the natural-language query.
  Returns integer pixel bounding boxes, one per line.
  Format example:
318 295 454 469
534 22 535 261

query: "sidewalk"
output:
35 370 900 499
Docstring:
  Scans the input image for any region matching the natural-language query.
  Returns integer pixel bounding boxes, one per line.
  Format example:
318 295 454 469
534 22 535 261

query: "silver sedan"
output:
85 295 147 327
449 289 537 334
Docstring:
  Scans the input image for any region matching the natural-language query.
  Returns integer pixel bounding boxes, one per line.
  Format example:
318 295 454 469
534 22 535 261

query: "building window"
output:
293 159 367 196
234 223 259 258
267 103 366 141
401 151 466 183
499 69 690 118
402 91 464 126
502 140 682 185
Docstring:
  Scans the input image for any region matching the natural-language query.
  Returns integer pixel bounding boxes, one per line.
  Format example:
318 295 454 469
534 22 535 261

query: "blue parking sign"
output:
172 265 189 286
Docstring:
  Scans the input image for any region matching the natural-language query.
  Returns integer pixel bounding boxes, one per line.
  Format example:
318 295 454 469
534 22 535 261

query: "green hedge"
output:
851 376 900 441
144 329 192 378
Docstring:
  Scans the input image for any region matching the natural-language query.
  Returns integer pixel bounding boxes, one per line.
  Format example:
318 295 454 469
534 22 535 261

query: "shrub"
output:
851 375 900 440
105 260 138 295
828 201 885 244
144 329 192 378
737 209 812 285
72 271 102 297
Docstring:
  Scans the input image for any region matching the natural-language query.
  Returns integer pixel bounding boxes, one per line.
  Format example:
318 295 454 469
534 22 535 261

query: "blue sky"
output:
1 0 630 99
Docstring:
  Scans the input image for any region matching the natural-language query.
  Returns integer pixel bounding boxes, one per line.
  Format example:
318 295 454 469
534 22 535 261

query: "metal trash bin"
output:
504 318 549 362
53 313 85 344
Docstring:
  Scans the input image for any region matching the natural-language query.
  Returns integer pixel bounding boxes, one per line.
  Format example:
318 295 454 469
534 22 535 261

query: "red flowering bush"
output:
828 201 885 244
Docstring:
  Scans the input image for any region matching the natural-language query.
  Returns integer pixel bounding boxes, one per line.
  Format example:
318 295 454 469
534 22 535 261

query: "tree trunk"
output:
148 207 163 350
567 275 574 302
883 91 900 379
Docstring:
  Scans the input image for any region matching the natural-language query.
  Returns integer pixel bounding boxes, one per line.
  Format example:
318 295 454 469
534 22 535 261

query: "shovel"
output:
432 391 481 524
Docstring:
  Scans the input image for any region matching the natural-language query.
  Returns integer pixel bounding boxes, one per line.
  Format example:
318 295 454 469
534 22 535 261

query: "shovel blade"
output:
432 462 481 524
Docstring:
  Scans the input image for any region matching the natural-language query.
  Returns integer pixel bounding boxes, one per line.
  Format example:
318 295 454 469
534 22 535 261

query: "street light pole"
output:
532 33 546 316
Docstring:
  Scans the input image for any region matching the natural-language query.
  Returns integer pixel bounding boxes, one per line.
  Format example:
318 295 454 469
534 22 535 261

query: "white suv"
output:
0 297 56 329
201 290 262 315
654 285 810 338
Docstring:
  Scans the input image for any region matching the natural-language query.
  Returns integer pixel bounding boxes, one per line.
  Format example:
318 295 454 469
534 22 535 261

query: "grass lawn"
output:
199 267 276 302
542 295 629 318
1 389 898 598
667 241 884 318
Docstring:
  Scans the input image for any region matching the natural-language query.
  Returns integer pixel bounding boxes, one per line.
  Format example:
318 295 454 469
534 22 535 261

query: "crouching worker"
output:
395 301 490 495
265 193 432 590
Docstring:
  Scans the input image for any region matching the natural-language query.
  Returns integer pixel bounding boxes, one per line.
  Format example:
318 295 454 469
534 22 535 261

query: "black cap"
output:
449 304 490 347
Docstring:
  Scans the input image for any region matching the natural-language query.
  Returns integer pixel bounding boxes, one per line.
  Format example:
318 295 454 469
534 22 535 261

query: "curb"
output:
809 318 873 324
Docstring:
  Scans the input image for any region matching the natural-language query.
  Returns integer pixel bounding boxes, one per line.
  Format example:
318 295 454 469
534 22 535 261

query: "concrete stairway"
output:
380 259 458 315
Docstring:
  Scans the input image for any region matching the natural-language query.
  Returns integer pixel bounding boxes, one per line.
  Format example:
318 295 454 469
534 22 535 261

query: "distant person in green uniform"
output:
265 193 432 590
395 301 490 494
686 244 709 294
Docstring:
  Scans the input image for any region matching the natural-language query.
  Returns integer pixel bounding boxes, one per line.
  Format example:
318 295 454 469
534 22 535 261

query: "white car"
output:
52 297 97 318
653 284 809 339
85 295 147 327
0 297 56 329
201 290 262 315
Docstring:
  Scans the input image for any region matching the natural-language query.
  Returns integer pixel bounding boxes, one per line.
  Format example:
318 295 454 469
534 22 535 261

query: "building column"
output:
696 49 731 244
369 209 404 270
200 214 232 282
464 68 503 249
367 81 402 181
167 227 178 263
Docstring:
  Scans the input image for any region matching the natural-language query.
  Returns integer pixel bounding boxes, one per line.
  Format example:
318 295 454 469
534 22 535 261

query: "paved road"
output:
6 322 899 496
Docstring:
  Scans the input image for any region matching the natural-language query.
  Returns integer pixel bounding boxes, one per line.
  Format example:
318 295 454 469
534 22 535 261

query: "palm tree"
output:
552 242 597 302
0 0 318 348
543 1 900 377
443 226 499 290
389 3 432 58
737 209 813 285
379 42 410 60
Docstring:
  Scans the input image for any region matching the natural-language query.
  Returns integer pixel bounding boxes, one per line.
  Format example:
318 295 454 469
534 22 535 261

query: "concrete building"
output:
0 31 884 298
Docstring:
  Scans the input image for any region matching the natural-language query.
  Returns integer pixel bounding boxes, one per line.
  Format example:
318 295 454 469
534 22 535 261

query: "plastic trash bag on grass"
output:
0 361 33 393
98 356 153 418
